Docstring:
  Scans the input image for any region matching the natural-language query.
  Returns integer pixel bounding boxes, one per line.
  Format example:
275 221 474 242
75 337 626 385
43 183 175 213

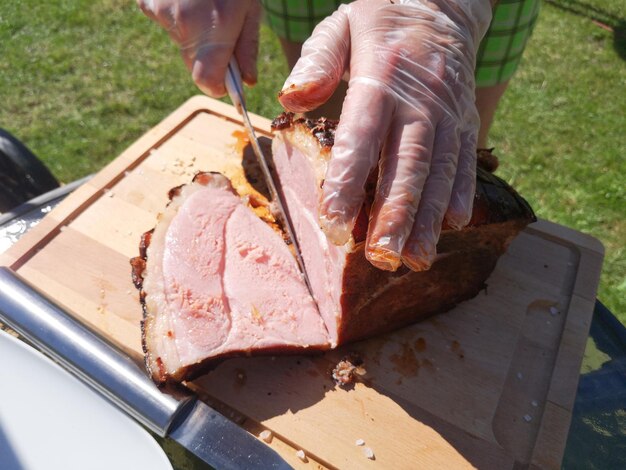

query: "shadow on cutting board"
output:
192 295 564 470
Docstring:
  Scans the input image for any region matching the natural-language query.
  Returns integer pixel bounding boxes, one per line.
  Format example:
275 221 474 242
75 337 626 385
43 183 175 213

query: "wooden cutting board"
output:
0 96 603 469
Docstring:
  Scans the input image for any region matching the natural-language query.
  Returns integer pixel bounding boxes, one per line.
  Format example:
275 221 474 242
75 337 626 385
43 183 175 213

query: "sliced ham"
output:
132 115 536 385
132 172 329 384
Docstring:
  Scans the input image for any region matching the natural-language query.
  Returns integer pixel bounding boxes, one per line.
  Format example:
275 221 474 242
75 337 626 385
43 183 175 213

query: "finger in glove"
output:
318 79 395 245
401 117 460 270
444 129 477 229
365 114 435 271
138 0 260 97
278 6 350 113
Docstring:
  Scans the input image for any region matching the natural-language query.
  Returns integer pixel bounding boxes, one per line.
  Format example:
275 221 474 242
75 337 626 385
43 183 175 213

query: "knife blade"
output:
225 58 315 298
0 267 292 470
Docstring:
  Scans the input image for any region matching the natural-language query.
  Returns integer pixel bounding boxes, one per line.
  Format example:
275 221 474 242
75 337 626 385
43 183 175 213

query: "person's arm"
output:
137 0 261 97
279 0 493 272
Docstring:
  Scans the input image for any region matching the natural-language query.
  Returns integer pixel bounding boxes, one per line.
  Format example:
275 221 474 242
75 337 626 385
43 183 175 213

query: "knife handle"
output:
0 267 194 437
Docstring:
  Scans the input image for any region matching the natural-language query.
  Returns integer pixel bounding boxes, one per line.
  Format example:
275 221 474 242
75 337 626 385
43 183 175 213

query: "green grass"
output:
0 0 624 321
488 0 625 321
0 0 288 180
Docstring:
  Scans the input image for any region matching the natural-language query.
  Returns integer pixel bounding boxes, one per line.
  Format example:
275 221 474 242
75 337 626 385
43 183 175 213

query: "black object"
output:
0 128 59 212
562 300 626 469
572 300 626 413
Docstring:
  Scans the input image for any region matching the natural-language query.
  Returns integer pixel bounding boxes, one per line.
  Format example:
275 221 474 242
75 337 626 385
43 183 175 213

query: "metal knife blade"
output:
225 58 315 298
0 267 292 470
169 399 291 469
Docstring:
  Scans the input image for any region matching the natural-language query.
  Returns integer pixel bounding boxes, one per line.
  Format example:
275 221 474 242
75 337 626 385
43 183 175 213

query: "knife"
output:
0 267 292 470
225 58 315 298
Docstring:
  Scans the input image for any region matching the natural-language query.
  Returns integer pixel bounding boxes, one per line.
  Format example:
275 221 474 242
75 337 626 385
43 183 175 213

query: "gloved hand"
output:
279 0 492 272
137 0 261 97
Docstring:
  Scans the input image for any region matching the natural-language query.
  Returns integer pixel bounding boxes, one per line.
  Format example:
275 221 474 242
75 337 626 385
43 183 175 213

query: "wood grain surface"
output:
0 96 604 469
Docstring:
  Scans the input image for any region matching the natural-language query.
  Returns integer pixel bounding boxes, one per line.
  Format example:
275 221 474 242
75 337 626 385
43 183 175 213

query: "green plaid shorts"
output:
260 0 541 87
476 0 541 86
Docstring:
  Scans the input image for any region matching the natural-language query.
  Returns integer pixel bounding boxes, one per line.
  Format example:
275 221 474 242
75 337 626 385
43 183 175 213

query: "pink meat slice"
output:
271 131 347 346
140 173 329 383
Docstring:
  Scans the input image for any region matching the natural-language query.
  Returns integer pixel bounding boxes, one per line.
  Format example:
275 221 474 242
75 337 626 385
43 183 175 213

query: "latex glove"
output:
279 0 492 271
137 0 261 97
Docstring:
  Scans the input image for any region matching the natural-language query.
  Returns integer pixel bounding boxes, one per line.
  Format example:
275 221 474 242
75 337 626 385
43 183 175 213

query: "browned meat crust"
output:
337 220 528 344
271 112 337 149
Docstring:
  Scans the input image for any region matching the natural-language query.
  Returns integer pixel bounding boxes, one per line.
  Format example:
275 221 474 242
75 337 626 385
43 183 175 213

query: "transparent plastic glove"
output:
137 0 261 97
279 0 492 271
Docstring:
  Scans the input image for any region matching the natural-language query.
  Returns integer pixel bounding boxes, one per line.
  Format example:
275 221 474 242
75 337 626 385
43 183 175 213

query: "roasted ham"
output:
132 172 330 384
132 114 536 385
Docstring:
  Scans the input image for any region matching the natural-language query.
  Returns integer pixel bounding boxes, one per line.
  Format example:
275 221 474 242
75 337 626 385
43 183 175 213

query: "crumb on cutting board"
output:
295 449 307 462
363 447 375 460
332 352 366 386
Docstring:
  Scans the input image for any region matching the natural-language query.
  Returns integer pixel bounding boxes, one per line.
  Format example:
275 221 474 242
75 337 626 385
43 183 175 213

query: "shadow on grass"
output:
545 0 626 60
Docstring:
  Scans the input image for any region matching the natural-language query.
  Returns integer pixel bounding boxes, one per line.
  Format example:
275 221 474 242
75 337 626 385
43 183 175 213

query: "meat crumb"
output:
363 447 375 460
355 439 365 446
332 353 366 386
251 304 263 322
259 430 273 443
295 449 307 462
